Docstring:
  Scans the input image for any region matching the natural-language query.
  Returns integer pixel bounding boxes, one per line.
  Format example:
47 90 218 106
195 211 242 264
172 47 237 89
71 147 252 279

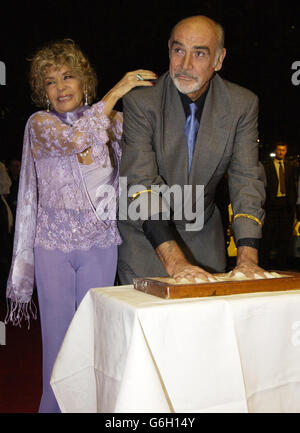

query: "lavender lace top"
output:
6 101 122 325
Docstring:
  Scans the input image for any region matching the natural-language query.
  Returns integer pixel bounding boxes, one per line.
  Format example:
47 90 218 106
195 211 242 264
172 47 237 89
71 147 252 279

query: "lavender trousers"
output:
34 245 118 413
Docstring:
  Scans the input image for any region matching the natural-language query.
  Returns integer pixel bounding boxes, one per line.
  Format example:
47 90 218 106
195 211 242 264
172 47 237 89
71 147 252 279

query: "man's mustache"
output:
174 70 198 80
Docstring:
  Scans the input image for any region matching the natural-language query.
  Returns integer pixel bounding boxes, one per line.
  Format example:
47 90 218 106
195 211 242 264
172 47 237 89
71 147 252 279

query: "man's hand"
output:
231 245 267 279
156 240 216 282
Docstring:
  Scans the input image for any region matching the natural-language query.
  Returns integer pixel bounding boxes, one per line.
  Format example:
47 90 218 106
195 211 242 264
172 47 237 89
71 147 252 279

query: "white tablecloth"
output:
50 285 300 413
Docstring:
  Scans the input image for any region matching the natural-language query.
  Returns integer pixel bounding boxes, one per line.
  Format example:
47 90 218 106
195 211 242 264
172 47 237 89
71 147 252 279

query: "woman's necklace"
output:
79 148 90 157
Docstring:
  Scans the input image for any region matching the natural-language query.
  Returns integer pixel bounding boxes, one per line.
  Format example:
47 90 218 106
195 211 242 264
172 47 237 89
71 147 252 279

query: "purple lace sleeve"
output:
107 110 123 160
6 121 38 328
30 101 110 159
110 110 123 142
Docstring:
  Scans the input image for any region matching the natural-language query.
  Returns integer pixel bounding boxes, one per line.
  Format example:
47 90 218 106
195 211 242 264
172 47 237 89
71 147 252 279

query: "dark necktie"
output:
279 161 286 194
184 103 199 173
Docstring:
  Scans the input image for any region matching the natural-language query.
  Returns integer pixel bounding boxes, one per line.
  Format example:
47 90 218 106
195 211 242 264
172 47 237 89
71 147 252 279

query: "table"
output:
50 285 300 413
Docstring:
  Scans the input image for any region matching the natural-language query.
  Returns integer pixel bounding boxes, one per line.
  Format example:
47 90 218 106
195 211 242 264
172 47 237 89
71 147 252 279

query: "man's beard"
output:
172 70 202 95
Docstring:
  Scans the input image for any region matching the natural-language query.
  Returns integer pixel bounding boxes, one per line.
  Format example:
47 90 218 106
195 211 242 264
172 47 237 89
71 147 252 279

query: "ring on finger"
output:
136 73 144 81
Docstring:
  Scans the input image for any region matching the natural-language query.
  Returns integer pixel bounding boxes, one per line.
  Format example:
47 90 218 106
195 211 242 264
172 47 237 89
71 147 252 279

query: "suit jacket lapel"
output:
270 161 278 194
161 74 232 189
189 74 232 186
162 75 189 186
284 161 291 191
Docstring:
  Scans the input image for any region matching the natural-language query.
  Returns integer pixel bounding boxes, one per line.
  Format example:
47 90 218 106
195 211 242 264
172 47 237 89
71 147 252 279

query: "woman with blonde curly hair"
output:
6 39 157 412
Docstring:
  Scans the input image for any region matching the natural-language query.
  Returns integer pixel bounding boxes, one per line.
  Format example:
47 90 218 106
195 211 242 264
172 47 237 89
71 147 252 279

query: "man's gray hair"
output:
214 21 225 66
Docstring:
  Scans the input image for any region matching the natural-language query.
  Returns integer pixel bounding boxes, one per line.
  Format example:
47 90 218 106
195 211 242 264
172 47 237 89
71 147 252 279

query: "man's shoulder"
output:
285 159 297 174
123 71 169 107
214 74 258 103
123 72 259 110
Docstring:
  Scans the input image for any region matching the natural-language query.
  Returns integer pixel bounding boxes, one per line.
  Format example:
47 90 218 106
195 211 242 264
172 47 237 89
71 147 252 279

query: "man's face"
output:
168 18 226 100
275 145 287 160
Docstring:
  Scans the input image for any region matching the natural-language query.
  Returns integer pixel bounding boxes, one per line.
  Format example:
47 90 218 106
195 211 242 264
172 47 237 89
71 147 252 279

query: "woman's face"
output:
44 64 84 113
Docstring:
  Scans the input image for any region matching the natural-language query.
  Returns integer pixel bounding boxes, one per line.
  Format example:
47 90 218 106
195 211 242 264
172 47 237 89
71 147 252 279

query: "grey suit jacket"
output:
118 72 265 283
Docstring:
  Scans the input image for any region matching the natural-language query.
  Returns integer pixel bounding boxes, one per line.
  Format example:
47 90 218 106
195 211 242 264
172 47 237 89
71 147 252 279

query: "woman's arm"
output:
30 102 109 159
102 69 157 116
30 70 157 160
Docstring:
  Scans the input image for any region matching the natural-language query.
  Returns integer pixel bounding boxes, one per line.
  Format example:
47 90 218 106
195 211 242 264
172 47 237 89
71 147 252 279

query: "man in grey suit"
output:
260 142 298 269
118 15 266 284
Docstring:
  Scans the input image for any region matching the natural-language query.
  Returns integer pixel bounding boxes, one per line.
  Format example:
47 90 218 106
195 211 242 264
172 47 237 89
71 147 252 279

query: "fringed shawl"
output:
6 103 122 328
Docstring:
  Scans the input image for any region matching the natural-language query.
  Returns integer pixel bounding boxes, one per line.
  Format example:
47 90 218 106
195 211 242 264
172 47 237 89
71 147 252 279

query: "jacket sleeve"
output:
228 94 266 242
119 93 170 230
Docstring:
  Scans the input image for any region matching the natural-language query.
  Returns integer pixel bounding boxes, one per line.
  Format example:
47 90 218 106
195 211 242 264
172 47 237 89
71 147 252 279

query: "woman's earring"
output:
46 99 50 112
84 92 88 106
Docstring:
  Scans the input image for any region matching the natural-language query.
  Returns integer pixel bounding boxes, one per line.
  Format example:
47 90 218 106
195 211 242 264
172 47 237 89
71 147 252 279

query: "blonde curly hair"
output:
29 39 98 108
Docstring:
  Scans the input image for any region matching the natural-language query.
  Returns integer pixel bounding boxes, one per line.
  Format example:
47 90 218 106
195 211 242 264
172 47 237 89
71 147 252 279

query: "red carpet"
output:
0 292 42 413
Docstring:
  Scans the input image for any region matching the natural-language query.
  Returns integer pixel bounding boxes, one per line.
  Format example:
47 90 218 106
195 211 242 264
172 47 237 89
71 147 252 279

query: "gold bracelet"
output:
233 213 263 227
131 189 159 200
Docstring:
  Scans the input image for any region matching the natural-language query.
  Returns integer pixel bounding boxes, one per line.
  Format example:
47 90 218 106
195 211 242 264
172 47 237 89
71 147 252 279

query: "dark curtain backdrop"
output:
1 0 300 160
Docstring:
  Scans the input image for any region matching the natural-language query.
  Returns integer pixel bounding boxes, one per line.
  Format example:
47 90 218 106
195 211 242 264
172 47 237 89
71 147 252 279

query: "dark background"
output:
0 0 300 162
